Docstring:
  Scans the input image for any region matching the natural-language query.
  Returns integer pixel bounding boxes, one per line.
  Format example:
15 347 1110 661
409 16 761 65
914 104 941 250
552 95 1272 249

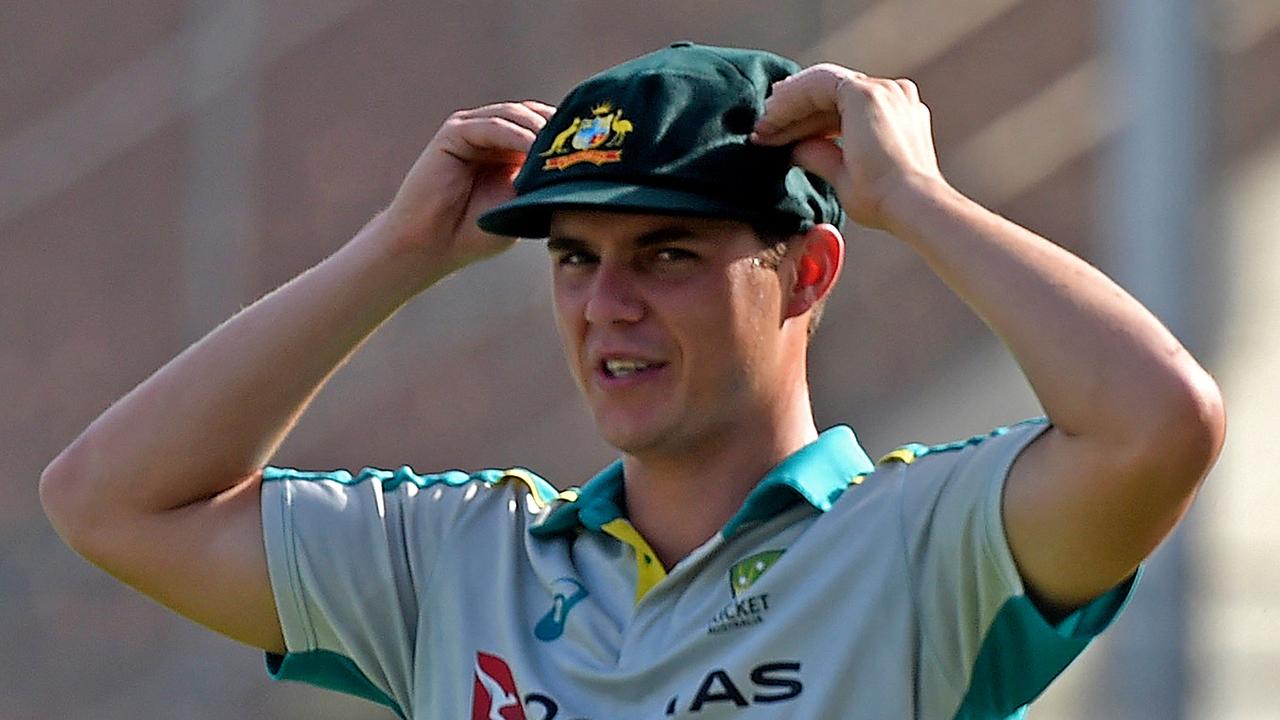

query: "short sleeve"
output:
897 420 1138 718
259 465 488 719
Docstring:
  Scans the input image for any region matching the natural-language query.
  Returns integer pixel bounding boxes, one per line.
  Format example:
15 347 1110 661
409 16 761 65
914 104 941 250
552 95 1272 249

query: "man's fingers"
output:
895 78 920 104
751 112 837 147
454 101 551 133
754 68 926 147
521 100 557 120
753 64 859 144
439 114 539 162
433 100 559 166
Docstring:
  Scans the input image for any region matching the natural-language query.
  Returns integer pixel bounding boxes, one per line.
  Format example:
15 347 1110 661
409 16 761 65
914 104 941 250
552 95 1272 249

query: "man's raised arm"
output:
753 65 1225 617
38 101 552 652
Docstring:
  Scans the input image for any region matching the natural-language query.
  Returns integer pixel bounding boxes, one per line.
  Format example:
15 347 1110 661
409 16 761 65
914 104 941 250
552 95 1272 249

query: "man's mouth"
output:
601 358 666 379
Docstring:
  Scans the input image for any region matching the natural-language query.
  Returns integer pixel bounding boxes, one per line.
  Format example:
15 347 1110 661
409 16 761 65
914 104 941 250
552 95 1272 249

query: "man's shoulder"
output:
828 418 1051 521
867 419 1050 480
265 464 555 494
261 464 567 526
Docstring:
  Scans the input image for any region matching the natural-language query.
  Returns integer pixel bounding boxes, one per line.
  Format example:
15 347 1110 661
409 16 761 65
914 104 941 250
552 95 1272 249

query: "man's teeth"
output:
604 359 653 377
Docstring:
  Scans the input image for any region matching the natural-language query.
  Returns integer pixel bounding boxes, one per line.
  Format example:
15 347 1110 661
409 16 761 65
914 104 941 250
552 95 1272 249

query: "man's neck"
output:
620 412 818 570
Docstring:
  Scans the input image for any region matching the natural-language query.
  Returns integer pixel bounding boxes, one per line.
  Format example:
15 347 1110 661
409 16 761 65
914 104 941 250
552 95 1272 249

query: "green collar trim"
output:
530 426 874 540
529 460 627 537
721 425 874 537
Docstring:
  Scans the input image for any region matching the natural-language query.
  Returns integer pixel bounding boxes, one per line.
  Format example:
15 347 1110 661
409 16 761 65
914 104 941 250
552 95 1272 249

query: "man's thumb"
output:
791 138 850 200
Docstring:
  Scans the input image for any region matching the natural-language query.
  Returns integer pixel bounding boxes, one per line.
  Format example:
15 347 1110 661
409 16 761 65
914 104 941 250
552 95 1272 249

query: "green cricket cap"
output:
477 42 845 238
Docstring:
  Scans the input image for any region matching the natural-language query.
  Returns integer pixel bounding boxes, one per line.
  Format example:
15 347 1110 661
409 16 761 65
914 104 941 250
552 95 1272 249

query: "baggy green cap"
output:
477 42 845 238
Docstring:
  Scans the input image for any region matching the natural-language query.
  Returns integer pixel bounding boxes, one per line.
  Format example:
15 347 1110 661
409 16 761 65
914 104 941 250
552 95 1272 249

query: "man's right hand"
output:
382 101 554 274
39 100 553 655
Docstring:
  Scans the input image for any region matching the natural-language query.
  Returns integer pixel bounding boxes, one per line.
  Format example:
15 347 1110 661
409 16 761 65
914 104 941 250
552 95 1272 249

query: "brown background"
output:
3 1 1278 718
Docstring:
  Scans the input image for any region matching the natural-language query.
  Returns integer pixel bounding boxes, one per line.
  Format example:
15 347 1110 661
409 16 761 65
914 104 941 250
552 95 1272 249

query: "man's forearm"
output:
42 212 449 519
882 175 1218 453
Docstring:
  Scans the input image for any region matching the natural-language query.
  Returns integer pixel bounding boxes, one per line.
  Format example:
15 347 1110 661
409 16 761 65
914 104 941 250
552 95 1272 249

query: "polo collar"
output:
530 425 875 540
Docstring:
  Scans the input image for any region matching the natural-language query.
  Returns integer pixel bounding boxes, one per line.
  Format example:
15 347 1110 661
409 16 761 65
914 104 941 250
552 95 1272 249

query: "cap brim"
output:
476 180 789 239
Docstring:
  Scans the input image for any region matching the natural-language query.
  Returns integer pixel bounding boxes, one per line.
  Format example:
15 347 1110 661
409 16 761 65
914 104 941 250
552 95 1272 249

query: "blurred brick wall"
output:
3 1 1277 717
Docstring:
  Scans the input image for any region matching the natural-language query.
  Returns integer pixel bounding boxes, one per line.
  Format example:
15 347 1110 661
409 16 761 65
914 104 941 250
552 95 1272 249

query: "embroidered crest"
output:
541 102 633 170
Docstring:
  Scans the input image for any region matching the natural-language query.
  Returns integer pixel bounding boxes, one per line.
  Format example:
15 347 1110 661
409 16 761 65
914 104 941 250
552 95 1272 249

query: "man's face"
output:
548 210 797 457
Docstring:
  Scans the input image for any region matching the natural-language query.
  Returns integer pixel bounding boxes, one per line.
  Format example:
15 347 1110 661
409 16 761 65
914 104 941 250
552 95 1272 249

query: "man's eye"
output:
557 251 596 266
655 247 698 262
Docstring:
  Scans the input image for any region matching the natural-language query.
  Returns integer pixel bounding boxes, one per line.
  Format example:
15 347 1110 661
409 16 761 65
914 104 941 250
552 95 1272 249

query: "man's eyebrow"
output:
546 235 588 253
632 226 704 247
546 224 710 253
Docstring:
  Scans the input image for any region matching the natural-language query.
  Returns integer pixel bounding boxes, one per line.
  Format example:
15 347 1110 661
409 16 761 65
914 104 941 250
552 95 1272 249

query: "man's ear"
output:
784 223 844 319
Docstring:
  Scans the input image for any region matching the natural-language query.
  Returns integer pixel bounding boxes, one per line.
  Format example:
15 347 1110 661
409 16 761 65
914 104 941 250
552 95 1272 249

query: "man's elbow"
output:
40 436 113 559
1176 364 1226 467
1135 363 1227 491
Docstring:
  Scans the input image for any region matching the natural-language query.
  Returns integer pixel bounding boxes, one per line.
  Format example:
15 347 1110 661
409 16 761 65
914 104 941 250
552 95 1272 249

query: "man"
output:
40 43 1224 719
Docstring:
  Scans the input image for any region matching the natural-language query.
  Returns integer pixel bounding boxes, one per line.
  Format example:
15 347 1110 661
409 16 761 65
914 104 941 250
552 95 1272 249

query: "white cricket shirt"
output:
260 419 1134 719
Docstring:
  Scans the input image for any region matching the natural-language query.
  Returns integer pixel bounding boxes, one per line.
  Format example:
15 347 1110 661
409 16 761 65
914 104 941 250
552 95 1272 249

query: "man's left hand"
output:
751 64 944 234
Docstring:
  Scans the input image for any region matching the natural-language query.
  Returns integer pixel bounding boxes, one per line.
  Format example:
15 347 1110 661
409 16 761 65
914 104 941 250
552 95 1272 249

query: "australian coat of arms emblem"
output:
541 102 633 170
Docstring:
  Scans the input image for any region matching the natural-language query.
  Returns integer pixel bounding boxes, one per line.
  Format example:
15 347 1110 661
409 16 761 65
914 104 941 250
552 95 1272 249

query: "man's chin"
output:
594 414 670 456
598 427 663 456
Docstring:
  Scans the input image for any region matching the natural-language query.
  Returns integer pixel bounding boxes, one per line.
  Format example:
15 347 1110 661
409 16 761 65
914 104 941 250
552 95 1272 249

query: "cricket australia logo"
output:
540 101 633 170
730 550 784 598
708 550 785 635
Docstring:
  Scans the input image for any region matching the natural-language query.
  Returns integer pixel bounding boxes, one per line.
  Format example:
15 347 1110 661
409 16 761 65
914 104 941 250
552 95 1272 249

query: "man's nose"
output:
584 261 645 325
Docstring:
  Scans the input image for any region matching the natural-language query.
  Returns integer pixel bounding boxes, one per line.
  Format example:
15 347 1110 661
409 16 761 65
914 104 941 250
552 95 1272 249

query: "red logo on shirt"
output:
472 651 527 720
